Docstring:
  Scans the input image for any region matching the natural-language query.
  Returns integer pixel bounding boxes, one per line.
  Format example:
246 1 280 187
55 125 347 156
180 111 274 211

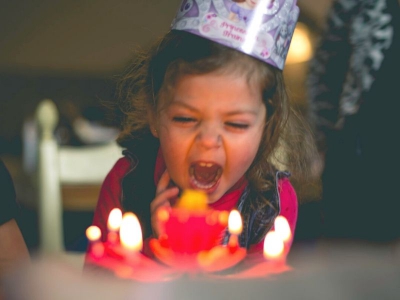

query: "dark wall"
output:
0 72 118 155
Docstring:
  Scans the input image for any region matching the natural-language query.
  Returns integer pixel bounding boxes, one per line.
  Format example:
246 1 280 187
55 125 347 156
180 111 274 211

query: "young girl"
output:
87 0 314 258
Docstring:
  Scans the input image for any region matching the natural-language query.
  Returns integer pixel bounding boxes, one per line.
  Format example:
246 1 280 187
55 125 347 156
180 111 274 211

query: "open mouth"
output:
189 162 222 190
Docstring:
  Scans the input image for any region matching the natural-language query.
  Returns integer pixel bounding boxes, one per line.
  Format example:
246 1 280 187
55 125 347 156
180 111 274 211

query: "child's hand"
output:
150 170 179 238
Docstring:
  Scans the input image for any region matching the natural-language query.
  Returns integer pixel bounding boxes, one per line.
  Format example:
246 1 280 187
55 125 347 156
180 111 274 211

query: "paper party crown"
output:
171 0 299 70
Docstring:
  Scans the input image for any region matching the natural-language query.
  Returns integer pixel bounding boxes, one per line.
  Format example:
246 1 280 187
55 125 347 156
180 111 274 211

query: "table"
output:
3 240 400 300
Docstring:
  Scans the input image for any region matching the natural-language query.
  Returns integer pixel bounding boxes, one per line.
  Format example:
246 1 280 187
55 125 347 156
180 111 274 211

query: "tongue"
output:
193 164 220 185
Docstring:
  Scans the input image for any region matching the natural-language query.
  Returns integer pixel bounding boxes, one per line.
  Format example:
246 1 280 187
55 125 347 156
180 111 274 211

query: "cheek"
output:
244 143 260 164
227 136 261 174
158 129 189 172
159 130 190 161
235 153 255 172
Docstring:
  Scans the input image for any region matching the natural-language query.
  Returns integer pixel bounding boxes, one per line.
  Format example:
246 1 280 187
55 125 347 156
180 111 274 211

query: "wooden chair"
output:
35 99 123 265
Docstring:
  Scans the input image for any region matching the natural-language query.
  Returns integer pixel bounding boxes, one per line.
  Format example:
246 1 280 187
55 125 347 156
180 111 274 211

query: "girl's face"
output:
153 72 266 203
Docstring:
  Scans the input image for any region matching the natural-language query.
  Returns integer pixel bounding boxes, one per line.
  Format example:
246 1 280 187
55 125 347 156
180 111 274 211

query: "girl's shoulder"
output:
277 175 298 235
111 156 132 176
278 176 297 203
102 156 134 186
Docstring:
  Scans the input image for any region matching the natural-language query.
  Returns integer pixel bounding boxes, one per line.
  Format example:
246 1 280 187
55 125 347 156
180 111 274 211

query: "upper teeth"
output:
199 162 213 167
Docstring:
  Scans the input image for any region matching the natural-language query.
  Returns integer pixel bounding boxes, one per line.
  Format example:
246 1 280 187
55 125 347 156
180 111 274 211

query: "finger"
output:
156 170 172 195
150 187 179 214
151 187 179 237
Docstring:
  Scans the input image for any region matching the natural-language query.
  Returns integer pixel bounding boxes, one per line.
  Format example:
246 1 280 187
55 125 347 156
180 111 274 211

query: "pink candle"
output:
263 215 291 261
86 225 104 259
120 212 143 261
273 215 292 257
107 208 122 244
228 210 243 252
263 231 284 261
274 216 291 244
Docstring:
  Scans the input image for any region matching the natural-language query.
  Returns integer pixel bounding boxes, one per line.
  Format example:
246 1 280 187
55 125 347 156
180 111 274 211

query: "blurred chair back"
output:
35 99 123 256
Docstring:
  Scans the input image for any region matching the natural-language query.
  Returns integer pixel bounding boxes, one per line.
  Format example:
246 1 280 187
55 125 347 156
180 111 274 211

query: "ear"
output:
148 109 159 138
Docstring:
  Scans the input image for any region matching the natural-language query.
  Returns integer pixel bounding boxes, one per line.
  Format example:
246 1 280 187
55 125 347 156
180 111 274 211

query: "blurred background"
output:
0 0 332 253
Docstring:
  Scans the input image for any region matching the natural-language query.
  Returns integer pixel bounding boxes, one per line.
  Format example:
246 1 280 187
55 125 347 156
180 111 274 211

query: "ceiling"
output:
0 0 333 76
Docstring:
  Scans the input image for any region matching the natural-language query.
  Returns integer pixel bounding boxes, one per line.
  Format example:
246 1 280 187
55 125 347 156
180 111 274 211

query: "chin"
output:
205 189 225 204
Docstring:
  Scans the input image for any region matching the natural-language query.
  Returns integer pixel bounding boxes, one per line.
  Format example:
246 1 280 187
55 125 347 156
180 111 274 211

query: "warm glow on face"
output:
86 225 101 242
157 73 266 204
274 216 291 242
263 231 284 258
228 210 243 235
120 212 143 252
107 208 123 231
286 22 313 64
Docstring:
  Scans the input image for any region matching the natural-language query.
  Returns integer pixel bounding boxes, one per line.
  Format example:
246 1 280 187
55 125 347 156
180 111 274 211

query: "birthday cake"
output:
86 189 292 281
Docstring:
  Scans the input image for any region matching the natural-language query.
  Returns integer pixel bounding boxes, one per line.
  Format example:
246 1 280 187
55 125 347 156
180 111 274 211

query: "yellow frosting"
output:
175 189 208 211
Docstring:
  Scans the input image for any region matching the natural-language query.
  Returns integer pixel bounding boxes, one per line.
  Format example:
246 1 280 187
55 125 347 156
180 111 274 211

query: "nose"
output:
196 123 221 149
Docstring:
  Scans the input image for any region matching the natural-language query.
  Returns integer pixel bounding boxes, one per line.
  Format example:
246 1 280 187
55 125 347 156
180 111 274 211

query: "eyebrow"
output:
169 100 260 116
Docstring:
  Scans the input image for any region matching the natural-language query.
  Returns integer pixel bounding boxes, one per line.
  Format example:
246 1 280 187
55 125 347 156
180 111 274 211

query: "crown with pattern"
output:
171 0 299 70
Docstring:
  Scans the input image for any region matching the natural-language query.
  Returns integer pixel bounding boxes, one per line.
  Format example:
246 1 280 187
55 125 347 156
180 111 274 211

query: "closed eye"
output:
172 116 196 123
225 122 249 129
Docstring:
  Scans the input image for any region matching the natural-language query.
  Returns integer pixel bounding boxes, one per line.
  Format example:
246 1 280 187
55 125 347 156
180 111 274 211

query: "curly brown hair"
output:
116 30 316 198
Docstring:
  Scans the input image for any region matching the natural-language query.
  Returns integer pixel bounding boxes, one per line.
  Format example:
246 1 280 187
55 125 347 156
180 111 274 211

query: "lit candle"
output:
107 208 122 244
86 225 104 259
120 212 143 258
228 210 243 252
263 231 284 261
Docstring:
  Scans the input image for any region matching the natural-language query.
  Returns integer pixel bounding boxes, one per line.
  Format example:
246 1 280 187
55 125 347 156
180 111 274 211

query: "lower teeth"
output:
191 176 217 189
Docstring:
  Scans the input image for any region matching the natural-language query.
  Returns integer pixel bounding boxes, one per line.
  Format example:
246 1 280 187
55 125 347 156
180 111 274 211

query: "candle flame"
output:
120 212 143 252
86 225 101 242
274 216 291 242
263 231 284 259
107 208 123 231
228 210 243 235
